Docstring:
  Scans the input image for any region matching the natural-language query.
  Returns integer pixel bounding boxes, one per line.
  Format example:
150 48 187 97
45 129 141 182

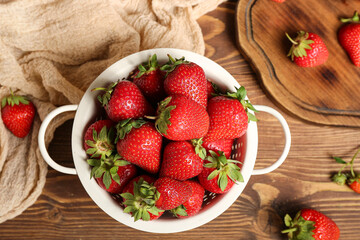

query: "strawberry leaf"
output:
171 205 188 217
334 157 346 164
218 171 228 191
115 118 147 142
103 171 112 189
155 97 176 135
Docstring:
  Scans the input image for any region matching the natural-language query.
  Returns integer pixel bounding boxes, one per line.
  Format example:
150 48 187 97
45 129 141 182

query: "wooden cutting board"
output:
236 0 360 127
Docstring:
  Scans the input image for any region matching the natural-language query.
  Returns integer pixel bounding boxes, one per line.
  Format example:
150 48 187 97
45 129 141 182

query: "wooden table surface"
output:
1 1 359 239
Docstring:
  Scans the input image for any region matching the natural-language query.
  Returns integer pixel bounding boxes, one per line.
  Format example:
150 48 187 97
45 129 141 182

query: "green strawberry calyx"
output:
154 96 176 136
331 148 360 186
205 150 243 191
160 54 189 74
1 89 30 108
86 125 115 159
341 11 360 23
191 138 207 160
135 54 159 78
120 177 164 221
92 81 118 107
281 211 316 240
87 153 130 189
286 31 314 60
224 86 258 122
170 204 188 218
115 118 147 143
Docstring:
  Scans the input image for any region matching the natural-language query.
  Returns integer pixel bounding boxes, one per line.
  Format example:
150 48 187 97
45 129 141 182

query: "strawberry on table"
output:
154 177 192 210
161 55 207 107
1 90 36 138
282 209 340 240
130 54 166 104
160 140 205 181
121 175 164 221
332 148 360 193
87 153 137 194
338 11 360 66
171 180 205 218
83 119 115 159
154 95 209 141
93 80 153 122
198 150 243 194
203 86 257 142
286 31 328 67
116 119 162 174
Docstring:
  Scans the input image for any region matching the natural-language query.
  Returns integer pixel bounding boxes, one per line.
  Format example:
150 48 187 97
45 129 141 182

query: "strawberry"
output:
206 79 220 100
282 209 340 240
1 91 35 138
130 54 166 104
271 0 285 2
161 55 207 107
121 175 164 221
160 140 204 181
332 148 360 193
286 31 328 67
203 86 257 142
154 177 192 210
171 180 205 218
87 153 137 194
198 150 243 194
338 11 360 66
93 80 153 122
202 138 234 159
83 119 115 159
116 119 162 174
154 95 209 141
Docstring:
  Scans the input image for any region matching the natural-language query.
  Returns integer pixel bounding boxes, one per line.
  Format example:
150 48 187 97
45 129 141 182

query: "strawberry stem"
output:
349 148 360 178
341 11 360 23
285 32 298 45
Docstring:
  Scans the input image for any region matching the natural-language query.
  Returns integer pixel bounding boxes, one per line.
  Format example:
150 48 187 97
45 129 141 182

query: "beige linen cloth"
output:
0 0 225 223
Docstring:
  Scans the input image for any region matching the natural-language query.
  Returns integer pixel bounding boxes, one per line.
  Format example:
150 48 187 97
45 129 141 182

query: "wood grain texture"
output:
1 1 360 239
237 0 360 127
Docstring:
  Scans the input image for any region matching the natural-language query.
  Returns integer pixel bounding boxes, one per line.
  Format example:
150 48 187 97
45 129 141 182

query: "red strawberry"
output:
154 95 209 141
161 55 207 107
171 180 205 218
116 119 162 174
93 80 153 122
332 148 360 193
160 141 204 181
198 150 243 194
282 209 340 240
204 86 257 142
338 11 360 66
154 177 192 210
87 154 137 194
202 138 234 159
286 31 328 67
121 175 164 221
83 119 115 159
206 79 219 100
130 54 166 104
1 91 35 138
271 0 285 2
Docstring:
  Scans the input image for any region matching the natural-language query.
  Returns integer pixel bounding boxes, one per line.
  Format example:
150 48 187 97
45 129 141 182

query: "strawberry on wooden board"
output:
202 138 234 159
271 0 285 3
332 148 360 193
83 119 115 159
93 80 153 122
286 31 328 67
121 175 164 221
161 55 207 107
197 150 243 194
154 95 209 141
203 86 257 142
338 11 360 66
116 119 162 174
282 209 340 240
130 54 166 104
160 141 204 181
171 180 205 218
87 153 137 194
154 177 192 210
1 91 36 138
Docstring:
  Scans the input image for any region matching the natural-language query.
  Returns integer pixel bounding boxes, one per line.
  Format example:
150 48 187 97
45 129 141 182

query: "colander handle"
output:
251 105 291 175
38 105 78 175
